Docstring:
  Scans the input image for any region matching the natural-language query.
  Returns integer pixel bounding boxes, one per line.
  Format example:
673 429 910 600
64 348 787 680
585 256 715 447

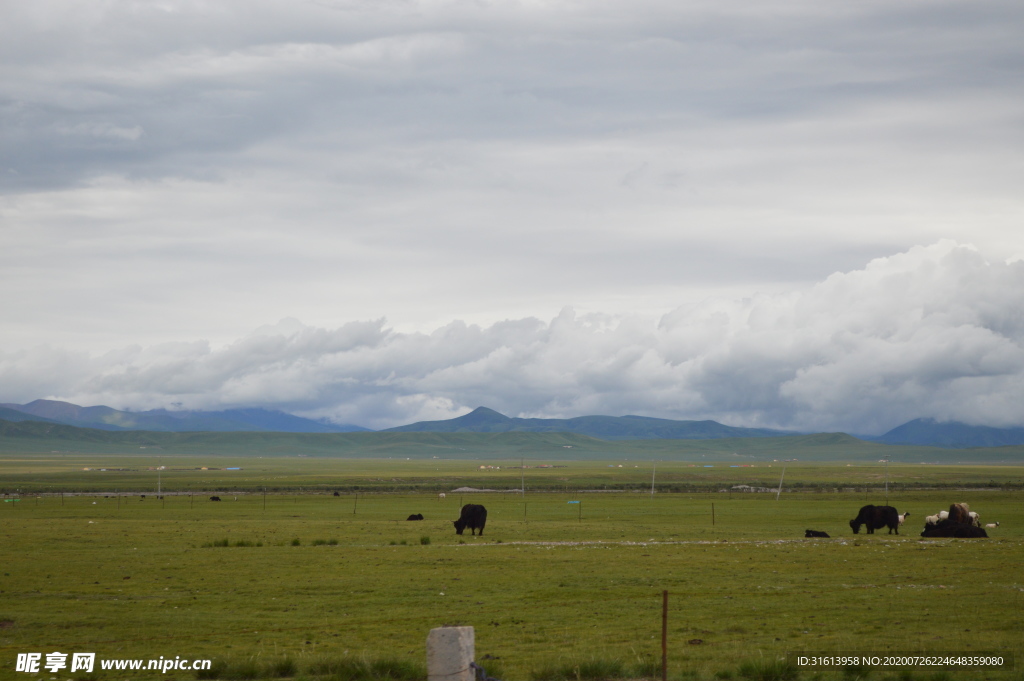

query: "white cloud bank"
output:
3 241 1022 434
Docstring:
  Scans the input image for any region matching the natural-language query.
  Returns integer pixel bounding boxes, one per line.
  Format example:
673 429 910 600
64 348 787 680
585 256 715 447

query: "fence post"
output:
427 626 475 681
662 590 668 681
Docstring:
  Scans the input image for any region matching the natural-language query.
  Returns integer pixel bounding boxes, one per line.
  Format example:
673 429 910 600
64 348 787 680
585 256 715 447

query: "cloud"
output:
2 0 1024 353
3 242 1023 434
2 2 1023 428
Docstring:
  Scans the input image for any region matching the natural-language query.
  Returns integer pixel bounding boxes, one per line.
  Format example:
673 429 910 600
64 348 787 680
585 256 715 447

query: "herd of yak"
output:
805 502 993 539
425 502 994 540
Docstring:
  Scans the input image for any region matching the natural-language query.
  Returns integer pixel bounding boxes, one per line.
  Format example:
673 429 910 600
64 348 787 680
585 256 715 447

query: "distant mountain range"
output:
2 417 1022 464
0 400 369 433
871 418 1024 449
383 406 800 440
3 400 1023 449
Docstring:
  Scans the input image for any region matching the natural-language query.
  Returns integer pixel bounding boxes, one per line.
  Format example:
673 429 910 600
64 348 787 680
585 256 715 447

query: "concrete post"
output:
427 626 475 681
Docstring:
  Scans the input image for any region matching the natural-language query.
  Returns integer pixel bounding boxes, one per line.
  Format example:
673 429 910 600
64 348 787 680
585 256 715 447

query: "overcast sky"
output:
2 0 1023 433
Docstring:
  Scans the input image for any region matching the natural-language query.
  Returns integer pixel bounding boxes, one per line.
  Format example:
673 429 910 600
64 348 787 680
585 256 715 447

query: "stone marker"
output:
427 626 475 681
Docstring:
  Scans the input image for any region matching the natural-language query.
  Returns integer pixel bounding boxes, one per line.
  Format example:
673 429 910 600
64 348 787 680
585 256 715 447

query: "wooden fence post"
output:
662 590 668 681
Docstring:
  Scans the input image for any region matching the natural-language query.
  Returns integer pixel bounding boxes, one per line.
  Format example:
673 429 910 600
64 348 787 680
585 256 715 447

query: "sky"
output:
2 0 1024 433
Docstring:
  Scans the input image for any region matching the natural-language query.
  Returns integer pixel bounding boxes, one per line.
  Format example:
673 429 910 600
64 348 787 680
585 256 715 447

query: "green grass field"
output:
1 457 1022 681
3 455 1024 494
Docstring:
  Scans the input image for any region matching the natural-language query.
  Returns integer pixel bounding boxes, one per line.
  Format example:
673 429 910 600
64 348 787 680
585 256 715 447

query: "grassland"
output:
2 455 1024 495
1 456 1022 681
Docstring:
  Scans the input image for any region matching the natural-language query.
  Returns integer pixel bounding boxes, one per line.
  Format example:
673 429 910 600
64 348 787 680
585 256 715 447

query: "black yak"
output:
805 530 830 538
849 505 900 534
921 522 988 538
453 504 487 536
407 513 424 521
209 496 221 501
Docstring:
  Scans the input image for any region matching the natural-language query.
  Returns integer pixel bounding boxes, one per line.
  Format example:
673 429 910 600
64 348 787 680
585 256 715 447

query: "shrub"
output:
737 658 798 681
267 657 297 678
291 538 301 546
630 657 660 678
473 660 506 681
577 660 625 680
531 659 626 681
367 658 426 680
304 656 425 681
420 536 431 545
226 659 260 680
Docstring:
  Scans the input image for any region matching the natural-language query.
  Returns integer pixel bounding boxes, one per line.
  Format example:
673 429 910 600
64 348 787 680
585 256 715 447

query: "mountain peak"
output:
455 407 511 424
382 407 797 440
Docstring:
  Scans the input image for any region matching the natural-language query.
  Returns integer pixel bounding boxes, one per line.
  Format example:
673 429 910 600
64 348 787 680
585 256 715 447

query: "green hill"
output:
0 399 367 433
876 417 1024 448
0 406 63 424
383 406 798 439
3 417 1024 463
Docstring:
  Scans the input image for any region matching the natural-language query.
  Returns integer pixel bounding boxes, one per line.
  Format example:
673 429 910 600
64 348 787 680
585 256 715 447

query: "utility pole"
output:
884 456 890 505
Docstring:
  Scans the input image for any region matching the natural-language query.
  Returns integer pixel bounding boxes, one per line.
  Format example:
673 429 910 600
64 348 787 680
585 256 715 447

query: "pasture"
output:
0 458 1022 681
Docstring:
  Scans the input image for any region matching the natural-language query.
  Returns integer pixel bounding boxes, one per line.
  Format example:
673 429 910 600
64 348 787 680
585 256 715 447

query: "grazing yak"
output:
209 496 221 501
407 513 424 521
921 522 988 538
805 530 830 538
453 504 487 536
947 503 971 524
849 504 901 534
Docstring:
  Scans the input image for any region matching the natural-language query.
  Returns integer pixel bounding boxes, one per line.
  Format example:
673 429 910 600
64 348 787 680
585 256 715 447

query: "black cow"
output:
209 496 221 502
453 504 487 536
849 505 900 534
921 521 988 538
407 513 424 521
805 530 830 538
